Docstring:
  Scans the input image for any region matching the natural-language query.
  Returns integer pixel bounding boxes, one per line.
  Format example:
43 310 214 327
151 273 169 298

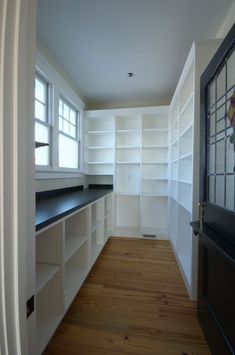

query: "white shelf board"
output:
116 145 140 149
179 152 192 160
65 234 88 262
116 129 140 133
36 263 60 294
179 122 193 138
142 128 168 132
116 161 140 165
179 179 192 184
142 145 168 149
180 91 194 115
87 130 113 134
85 172 114 176
142 178 168 181
171 158 178 163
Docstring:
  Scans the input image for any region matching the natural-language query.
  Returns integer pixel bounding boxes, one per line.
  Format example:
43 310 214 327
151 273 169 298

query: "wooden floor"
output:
43 237 210 355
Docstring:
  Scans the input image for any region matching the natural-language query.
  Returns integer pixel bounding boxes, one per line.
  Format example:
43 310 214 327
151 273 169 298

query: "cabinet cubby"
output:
91 198 104 231
64 239 89 309
116 115 141 130
116 131 141 147
142 114 168 129
115 164 141 194
115 194 140 235
142 147 167 163
85 147 114 163
91 224 105 265
142 179 167 196
36 270 63 355
116 147 140 163
142 130 167 146
179 156 192 182
141 196 167 235
142 163 168 180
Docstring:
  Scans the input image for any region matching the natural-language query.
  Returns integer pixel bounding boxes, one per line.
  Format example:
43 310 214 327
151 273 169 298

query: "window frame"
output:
34 71 52 167
35 51 84 178
58 95 80 169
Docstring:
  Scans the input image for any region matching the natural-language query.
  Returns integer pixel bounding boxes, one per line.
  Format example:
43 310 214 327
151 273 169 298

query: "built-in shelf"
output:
87 130 113 134
36 263 60 294
179 153 192 160
65 234 88 262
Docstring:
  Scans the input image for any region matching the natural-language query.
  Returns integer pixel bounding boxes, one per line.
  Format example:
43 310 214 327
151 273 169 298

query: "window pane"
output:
35 100 46 122
35 146 50 166
70 125 76 138
59 100 63 116
59 134 78 168
59 116 63 131
35 121 49 144
63 120 70 135
216 175 224 208
35 77 46 103
35 122 50 166
70 109 76 125
64 103 69 120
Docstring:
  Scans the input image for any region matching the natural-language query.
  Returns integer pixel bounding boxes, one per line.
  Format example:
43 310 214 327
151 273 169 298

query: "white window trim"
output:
35 50 85 178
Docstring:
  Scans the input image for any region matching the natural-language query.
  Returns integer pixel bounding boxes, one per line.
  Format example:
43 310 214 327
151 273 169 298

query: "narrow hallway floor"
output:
43 237 210 355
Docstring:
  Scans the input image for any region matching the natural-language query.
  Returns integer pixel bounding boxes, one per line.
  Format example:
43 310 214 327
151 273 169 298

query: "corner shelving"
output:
169 40 221 300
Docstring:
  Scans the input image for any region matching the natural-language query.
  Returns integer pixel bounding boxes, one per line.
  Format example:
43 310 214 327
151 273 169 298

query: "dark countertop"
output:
36 188 113 232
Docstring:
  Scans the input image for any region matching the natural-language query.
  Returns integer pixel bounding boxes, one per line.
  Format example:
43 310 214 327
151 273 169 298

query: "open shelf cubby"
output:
64 239 89 309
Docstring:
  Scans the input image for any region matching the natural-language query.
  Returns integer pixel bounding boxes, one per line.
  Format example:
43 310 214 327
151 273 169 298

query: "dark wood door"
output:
197 23 235 355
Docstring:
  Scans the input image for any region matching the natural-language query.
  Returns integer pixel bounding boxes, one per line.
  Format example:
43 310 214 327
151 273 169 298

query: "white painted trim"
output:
0 0 37 354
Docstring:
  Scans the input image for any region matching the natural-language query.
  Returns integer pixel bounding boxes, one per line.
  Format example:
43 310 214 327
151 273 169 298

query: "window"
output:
58 97 80 169
34 73 50 166
35 53 84 175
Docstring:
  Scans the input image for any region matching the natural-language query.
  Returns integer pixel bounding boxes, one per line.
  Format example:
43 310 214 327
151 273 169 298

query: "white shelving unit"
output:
140 112 169 236
84 114 115 175
35 193 112 354
85 107 169 238
169 40 221 300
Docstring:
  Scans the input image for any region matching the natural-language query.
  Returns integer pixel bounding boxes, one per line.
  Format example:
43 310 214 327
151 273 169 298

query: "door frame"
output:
0 1 36 354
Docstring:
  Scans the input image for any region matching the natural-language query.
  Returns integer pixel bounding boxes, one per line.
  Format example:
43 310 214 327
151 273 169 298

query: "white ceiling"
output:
36 0 233 109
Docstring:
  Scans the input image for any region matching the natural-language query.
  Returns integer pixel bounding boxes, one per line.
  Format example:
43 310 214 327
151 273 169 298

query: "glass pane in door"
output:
207 47 235 212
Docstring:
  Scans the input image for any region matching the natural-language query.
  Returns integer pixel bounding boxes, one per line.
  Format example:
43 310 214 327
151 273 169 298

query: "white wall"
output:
216 1 235 38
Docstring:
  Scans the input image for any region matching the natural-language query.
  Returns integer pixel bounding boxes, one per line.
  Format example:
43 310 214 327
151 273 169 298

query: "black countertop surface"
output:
36 188 113 231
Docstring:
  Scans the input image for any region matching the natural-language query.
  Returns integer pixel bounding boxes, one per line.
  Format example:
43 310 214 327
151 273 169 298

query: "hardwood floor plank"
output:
43 237 210 355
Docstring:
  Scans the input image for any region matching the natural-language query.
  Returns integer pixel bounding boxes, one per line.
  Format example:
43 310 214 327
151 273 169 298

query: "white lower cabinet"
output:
35 193 112 354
